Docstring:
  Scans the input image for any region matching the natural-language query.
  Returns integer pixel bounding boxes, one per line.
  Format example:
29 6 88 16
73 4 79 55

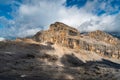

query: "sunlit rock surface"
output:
0 22 120 80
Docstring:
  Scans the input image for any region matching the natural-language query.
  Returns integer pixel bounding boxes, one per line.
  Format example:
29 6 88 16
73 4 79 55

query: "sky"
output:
0 0 120 40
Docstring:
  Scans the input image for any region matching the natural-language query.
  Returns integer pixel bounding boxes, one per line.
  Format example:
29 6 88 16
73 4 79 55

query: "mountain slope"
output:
0 22 120 80
0 40 120 80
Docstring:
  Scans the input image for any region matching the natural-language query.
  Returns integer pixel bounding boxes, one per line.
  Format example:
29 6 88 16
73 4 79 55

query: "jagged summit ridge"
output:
87 30 119 44
34 22 80 48
33 22 120 59
50 22 78 32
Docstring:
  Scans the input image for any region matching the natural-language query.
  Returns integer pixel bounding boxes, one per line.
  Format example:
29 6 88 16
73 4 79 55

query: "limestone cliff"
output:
34 22 120 59
34 22 80 48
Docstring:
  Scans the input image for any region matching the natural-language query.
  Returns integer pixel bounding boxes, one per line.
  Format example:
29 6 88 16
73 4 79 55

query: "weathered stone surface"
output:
87 30 120 45
33 22 120 59
34 22 80 49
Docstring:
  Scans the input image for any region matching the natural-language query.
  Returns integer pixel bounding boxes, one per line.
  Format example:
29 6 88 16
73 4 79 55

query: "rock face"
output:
34 22 120 59
87 30 119 45
34 22 80 49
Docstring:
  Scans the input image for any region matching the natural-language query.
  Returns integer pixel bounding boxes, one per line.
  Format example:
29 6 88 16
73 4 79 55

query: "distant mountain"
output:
107 32 120 39
81 31 120 39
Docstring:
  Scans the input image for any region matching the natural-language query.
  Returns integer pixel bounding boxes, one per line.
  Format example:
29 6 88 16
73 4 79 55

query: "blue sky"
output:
0 0 120 39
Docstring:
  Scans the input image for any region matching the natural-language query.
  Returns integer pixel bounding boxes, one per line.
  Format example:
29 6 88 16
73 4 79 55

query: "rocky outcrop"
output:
34 22 80 49
33 22 120 59
87 30 120 45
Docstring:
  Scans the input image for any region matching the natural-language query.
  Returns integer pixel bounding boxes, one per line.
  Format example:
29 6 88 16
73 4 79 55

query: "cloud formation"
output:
0 0 120 39
0 37 5 41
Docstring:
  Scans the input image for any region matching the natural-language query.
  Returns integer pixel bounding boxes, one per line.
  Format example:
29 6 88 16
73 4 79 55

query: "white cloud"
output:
0 37 5 41
78 14 118 32
0 0 120 39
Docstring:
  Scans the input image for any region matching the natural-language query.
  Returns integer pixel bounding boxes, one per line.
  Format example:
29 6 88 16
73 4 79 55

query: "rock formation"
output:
0 22 120 80
34 22 80 49
87 30 119 45
34 22 120 59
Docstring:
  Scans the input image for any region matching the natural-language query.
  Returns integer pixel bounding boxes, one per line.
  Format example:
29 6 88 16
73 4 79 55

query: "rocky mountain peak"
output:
33 22 120 59
87 30 119 45
49 22 78 32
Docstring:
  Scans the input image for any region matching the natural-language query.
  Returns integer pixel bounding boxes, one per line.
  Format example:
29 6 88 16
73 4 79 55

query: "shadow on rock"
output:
61 54 84 67
85 59 120 69
61 54 120 69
